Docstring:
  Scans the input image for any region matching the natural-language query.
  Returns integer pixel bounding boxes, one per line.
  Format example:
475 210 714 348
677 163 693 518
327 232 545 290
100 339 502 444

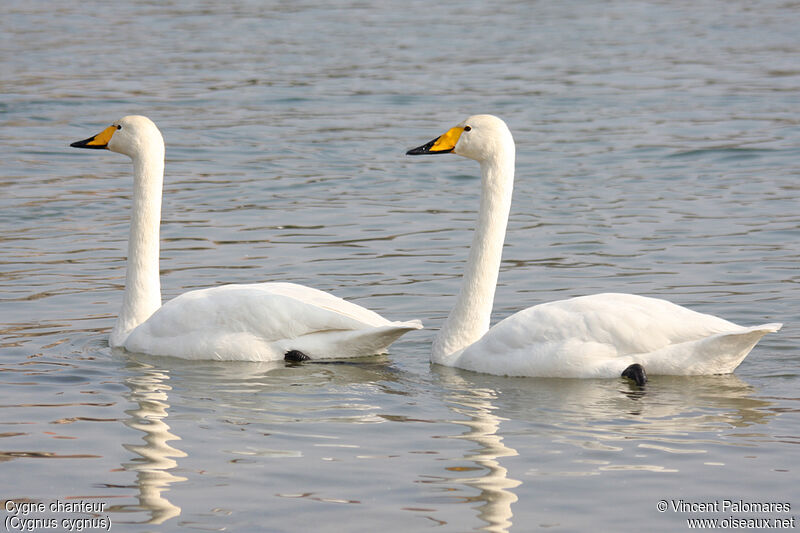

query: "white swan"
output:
407 114 781 384
71 115 421 361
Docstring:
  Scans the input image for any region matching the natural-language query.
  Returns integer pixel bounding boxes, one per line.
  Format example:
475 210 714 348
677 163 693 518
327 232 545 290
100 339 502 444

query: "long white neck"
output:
110 150 164 347
433 145 515 365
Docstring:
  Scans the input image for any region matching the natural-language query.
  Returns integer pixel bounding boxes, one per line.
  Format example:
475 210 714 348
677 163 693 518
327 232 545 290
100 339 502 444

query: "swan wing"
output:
123 282 422 360
455 293 780 377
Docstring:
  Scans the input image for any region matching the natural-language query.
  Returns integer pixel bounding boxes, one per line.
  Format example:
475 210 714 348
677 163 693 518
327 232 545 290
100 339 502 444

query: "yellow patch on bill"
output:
430 126 464 152
86 125 117 147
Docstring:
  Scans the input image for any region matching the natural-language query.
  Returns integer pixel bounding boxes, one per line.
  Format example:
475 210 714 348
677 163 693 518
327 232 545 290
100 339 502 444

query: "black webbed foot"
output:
285 350 311 363
621 363 647 387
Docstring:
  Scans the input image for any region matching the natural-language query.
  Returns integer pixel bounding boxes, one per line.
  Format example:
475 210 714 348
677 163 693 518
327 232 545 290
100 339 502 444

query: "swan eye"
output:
116 125 122 130
463 126 472 132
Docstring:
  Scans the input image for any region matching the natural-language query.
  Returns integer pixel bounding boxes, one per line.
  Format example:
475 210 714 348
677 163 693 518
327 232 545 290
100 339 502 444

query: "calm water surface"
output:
1 1 799 531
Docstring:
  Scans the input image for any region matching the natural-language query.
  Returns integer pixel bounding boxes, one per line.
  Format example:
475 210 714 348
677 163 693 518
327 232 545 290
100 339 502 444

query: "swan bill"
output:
406 126 464 155
71 125 117 150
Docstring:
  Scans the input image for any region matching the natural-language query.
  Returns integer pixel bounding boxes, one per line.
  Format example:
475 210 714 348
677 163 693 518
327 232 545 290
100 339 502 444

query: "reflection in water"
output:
113 358 187 524
433 369 776 532
436 371 522 533
519 374 776 451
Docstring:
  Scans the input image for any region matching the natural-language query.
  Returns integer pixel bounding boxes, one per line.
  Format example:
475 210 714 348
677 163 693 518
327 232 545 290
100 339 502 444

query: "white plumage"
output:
72 115 421 360
407 114 780 379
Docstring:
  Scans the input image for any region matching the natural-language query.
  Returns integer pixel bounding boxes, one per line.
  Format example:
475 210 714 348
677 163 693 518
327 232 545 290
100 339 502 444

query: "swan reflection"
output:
433 369 775 532
435 369 521 533
113 358 187 524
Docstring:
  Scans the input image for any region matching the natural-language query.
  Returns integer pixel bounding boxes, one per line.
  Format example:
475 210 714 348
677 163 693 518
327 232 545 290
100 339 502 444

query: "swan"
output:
71 115 421 361
407 114 781 384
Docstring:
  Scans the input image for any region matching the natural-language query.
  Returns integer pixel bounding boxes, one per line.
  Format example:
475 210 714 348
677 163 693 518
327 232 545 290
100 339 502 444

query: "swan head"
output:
406 114 513 163
71 115 164 160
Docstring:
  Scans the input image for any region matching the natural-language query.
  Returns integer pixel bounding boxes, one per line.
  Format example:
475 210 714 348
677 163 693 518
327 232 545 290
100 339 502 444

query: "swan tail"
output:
281 321 423 360
753 323 783 334
394 319 424 330
640 323 782 375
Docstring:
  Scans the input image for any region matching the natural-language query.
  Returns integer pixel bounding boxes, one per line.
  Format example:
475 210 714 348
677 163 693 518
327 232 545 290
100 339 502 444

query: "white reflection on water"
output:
437 372 521 533
431 369 777 531
111 359 186 525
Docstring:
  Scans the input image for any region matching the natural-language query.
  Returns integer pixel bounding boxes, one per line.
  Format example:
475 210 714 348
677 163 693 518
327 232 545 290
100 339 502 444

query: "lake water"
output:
1 1 798 531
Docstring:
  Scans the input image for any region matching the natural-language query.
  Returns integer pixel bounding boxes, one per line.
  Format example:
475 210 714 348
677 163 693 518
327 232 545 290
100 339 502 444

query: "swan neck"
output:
110 149 164 347
433 149 514 365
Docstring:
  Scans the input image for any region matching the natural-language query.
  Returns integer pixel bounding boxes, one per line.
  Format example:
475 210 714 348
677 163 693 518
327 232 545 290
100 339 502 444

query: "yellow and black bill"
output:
406 126 464 155
70 124 117 150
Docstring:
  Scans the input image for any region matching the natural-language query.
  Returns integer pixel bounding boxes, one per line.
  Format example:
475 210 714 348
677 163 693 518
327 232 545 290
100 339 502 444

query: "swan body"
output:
123 282 420 361
72 115 421 361
407 114 780 380
452 293 780 378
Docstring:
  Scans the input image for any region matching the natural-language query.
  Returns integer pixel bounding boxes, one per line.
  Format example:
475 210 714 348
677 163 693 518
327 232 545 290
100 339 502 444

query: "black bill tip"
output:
70 137 107 149
407 137 451 156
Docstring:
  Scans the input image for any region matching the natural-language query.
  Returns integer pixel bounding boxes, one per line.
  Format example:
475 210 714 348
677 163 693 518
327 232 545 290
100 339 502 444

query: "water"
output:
1 0 799 531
